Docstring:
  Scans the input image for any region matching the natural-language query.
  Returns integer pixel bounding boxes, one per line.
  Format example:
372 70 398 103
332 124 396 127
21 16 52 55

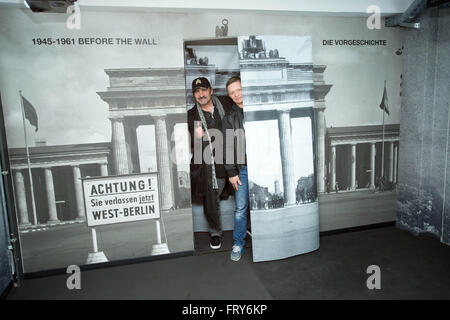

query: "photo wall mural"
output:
0 7 403 271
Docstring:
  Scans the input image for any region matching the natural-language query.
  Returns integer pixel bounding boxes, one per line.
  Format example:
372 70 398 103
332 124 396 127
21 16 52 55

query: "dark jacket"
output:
222 103 247 178
187 95 234 201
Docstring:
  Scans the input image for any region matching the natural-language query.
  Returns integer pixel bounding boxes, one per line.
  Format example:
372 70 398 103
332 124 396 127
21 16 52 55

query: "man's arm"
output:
222 112 241 190
187 109 195 156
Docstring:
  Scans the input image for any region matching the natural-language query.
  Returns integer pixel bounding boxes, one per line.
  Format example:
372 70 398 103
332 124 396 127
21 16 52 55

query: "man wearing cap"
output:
187 77 233 250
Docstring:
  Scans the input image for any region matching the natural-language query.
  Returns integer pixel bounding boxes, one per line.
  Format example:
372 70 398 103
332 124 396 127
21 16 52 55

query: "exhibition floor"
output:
6 226 450 300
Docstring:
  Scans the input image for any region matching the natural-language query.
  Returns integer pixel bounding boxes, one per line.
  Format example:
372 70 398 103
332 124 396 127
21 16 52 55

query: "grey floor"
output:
6 226 450 300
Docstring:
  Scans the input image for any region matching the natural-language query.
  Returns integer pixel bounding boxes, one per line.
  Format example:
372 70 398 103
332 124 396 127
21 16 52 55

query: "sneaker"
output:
230 245 243 261
210 236 221 249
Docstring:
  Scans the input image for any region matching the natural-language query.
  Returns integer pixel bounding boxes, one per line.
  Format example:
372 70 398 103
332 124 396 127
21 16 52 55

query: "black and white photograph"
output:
0 5 406 272
0 9 195 273
238 35 319 262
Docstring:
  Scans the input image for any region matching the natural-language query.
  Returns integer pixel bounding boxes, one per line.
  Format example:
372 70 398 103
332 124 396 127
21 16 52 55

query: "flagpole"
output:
381 80 386 191
381 108 385 178
19 90 38 225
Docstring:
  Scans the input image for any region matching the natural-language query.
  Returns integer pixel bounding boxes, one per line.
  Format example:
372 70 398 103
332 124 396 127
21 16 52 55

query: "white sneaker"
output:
230 245 243 261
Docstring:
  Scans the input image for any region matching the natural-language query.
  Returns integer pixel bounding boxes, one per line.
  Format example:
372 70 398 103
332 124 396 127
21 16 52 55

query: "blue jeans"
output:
233 165 248 248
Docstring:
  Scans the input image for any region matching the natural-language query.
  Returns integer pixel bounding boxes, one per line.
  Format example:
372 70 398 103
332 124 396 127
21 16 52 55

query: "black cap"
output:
192 77 211 92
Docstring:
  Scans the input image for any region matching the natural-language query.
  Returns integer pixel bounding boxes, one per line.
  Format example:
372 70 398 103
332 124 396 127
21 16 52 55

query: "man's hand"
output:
194 121 205 139
229 175 242 191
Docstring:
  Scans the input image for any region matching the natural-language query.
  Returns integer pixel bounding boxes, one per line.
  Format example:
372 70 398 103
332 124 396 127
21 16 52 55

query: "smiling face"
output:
227 80 243 108
194 87 213 108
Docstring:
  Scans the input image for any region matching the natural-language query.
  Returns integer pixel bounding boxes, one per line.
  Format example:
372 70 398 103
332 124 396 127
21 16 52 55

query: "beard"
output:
196 96 211 106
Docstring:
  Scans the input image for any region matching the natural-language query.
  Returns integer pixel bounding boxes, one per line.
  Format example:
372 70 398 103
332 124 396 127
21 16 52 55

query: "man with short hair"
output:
187 77 233 250
222 76 249 261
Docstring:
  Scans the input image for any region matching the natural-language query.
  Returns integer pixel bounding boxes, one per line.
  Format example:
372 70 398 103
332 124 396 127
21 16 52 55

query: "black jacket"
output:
187 95 234 200
222 103 247 178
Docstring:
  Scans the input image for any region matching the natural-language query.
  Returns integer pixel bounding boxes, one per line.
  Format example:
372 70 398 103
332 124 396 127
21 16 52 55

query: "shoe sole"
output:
210 243 221 249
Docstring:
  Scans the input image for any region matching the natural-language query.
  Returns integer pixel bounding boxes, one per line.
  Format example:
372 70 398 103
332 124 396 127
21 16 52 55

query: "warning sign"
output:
83 173 160 227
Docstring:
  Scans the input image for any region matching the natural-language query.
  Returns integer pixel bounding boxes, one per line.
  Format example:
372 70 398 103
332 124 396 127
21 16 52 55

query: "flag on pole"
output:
21 94 38 131
19 90 39 225
379 81 390 116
